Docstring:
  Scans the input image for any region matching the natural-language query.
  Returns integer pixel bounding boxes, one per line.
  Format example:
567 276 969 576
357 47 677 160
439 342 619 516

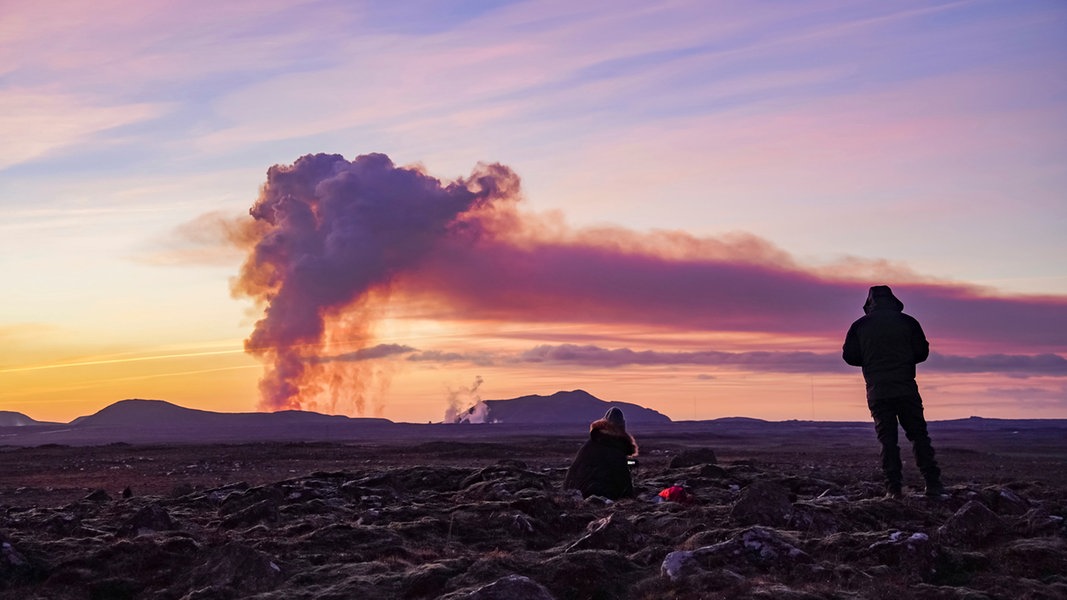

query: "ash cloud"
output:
232 152 518 412
230 151 1067 413
404 237 1067 351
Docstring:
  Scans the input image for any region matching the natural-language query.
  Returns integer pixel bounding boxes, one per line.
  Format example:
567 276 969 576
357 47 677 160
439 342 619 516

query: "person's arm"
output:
909 317 930 364
842 321 864 366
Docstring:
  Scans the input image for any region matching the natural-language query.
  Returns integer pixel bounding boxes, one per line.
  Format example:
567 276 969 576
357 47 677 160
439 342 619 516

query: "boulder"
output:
661 549 701 582
731 481 793 527
669 526 811 577
867 530 939 580
181 543 284 596
119 503 177 536
668 448 718 468
938 501 1003 547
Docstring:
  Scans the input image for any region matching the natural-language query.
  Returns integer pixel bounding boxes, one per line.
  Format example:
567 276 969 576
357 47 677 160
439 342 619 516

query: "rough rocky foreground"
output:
1 428 1065 599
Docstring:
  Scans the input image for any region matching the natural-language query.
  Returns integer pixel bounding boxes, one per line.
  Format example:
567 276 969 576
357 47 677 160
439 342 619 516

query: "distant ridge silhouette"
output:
474 389 672 424
0 411 55 427
71 399 388 428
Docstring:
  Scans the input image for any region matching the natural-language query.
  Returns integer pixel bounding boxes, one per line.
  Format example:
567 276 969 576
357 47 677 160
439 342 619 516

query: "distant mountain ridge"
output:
3 396 1063 447
71 399 379 428
0 411 56 427
466 389 672 424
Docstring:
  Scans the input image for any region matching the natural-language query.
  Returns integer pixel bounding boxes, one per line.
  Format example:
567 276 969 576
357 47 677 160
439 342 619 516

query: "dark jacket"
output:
562 419 637 500
843 286 929 401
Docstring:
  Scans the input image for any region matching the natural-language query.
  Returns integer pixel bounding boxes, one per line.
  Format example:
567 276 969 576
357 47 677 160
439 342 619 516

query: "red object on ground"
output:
658 486 694 504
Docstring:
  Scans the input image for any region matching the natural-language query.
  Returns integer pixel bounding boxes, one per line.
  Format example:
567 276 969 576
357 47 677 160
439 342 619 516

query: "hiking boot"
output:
924 481 945 497
885 483 903 500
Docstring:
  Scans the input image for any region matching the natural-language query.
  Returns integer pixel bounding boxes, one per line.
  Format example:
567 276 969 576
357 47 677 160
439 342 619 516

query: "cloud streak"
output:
512 344 1067 378
307 341 1067 379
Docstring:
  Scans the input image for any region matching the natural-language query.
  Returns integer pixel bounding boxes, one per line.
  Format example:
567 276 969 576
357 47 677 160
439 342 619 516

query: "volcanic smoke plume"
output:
233 153 519 413
231 153 1067 414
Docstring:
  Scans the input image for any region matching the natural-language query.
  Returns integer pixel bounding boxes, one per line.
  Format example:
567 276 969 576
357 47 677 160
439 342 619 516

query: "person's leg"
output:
898 393 942 494
870 400 903 496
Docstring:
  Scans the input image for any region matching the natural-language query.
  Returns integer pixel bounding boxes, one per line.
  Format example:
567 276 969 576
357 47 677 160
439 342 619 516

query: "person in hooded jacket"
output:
844 285 944 498
562 407 638 500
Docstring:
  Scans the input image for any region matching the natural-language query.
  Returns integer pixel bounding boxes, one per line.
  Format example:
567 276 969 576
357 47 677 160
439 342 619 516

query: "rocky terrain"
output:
1 423 1065 599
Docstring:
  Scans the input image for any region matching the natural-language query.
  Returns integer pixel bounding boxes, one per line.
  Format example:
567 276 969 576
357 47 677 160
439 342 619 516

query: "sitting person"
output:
562 407 638 499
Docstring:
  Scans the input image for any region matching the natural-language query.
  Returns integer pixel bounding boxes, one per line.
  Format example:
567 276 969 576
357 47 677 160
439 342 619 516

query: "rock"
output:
980 486 1030 516
867 530 939 579
43 511 81 535
686 526 811 575
119 503 177 536
789 502 840 535
668 448 718 468
84 489 111 502
220 499 278 529
89 577 141 600
1 537 40 586
748 583 826 599
938 501 1003 547
218 485 284 517
540 550 636 600
181 543 284 596
180 584 238 600
467 574 556 600
661 549 699 582
998 537 1067 579
565 513 640 553
1019 507 1065 536
730 481 793 527
400 562 460 598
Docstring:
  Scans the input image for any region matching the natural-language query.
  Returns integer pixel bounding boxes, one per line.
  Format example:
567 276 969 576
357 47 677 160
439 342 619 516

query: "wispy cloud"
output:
308 341 1067 379
0 91 167 169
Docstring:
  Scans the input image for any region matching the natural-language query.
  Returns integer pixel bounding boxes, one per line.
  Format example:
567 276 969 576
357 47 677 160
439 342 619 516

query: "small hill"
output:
470 389 671 424
70 399 389 428
71 399 220 427
0 411 55 427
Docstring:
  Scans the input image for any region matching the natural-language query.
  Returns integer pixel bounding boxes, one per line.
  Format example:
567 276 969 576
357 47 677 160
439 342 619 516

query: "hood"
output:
590 418 638 456
863 285 904 314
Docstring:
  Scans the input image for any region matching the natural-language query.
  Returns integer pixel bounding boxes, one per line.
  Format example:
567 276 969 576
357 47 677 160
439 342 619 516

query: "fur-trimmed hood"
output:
589 419 638 457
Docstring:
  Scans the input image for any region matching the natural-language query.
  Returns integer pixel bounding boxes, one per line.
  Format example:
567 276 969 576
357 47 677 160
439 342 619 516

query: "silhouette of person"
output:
562 407 638 500
844 285 944 498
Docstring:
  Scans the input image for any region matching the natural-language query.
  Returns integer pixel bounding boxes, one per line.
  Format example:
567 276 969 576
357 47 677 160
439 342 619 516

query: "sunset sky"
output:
2 0 1065 424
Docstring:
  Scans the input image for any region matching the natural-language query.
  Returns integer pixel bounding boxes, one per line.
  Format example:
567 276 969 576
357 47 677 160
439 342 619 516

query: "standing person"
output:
843 285 944 499
562 407 638 500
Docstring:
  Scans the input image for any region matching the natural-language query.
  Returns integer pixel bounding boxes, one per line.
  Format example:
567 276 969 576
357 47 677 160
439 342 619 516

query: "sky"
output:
2 0 1066 424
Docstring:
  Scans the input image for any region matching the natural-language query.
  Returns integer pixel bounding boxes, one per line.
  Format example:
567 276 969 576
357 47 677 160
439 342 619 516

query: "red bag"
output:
657 485 694 504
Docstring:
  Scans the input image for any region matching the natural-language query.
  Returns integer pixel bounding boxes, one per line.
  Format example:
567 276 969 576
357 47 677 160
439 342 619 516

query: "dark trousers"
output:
869 394 941 487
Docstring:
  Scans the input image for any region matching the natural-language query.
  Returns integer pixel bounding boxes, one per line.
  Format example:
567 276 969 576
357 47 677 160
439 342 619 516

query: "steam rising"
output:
443 376 489 424
233 153 518 413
